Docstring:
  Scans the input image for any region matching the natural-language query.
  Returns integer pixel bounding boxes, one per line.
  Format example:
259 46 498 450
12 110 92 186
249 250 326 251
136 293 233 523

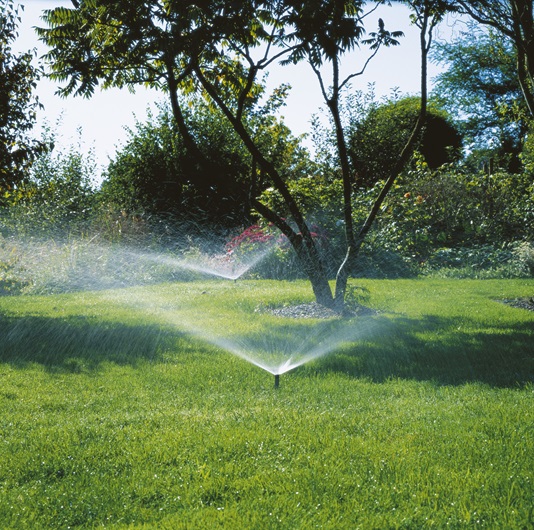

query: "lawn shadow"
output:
2 306 533 386
314 313 534 387
0 312 184 373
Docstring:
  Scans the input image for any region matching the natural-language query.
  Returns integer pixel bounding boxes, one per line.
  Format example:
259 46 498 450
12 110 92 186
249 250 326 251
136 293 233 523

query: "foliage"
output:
515 240 534 276
1 126 97 237
100 99 314 225
373 160 534 253
0 235 205 295
238 155 534 279
347 95 462 187
225 221 334 280
431 25 528 171
0 1 47 198
521 119 534 174
226 224 275 254
100 107 188 218
453 0 534 119
422 243 529 279
0 279 532 528
260 176 344 239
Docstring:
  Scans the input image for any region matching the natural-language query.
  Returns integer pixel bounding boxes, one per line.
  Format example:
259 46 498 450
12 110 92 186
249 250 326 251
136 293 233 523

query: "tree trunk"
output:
194 65 335 307
334 3 432 308
251 198 334 307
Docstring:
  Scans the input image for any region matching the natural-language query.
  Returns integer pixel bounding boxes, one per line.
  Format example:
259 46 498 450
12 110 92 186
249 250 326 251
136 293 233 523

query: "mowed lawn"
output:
0 278 533 529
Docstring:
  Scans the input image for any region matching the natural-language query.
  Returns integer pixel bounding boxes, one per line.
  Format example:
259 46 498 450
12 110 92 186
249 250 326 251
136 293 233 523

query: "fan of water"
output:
2 234 276 293
104 288 377 387
136 246 274 281
5 234 374 387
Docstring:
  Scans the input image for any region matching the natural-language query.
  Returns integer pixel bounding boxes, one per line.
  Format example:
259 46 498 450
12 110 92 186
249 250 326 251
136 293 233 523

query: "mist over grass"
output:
0 278 533 528
2 221 533 297
0 231 279 295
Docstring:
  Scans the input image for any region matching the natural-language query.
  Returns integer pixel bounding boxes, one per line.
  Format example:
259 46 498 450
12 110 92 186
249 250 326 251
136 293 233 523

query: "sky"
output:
13 1 466 176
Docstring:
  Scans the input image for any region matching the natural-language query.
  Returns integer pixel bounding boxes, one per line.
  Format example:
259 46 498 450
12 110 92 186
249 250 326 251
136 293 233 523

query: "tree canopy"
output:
37 0 445 307
348 96 462 187
453 0 534 118
0 1 46 198
432 25 527 171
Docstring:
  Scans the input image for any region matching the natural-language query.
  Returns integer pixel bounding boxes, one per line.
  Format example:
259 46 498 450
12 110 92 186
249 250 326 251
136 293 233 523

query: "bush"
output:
100 101 315 226
1 127 97 238
0 238 29 295
515 241 534 276
367 163 534 258
422 243 530 279
347 96 462 187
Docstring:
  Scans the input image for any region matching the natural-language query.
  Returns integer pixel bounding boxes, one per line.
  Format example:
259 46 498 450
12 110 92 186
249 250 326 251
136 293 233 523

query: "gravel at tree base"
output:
264 302 377 319
500 297 534 312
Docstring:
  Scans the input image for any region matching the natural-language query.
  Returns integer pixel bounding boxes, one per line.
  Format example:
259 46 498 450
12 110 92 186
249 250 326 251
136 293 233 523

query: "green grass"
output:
0 278 533 529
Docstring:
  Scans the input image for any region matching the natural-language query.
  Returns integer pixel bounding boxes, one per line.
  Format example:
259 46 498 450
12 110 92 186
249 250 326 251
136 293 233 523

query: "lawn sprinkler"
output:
274 374 280 389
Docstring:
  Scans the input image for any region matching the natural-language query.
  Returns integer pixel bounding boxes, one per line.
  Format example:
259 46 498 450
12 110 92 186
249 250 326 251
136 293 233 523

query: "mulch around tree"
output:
264 302 377 319
499 297 534 312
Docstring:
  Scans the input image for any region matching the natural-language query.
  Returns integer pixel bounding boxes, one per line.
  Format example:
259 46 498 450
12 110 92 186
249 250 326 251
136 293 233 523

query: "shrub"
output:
515 241 534 276
0 239 29 295
347 96 462 188
369 163 534 257
422 243 530 279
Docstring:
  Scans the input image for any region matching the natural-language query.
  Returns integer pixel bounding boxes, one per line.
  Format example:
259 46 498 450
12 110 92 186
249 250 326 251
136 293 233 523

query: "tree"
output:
348 95 462 187
453 0 534 119
101 98 314 224
0 1 47 201
38 0 445 308
432 24 528 171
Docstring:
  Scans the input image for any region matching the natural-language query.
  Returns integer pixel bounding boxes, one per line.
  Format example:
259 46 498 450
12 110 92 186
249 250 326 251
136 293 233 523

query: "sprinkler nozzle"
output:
274 374 280 389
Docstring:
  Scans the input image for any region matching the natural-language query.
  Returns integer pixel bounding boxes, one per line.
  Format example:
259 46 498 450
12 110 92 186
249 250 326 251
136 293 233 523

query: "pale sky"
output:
13 1 465 176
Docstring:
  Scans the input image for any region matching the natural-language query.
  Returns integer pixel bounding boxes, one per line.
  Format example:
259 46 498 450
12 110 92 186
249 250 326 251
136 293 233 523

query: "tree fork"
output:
194 65 334 306
333 1 433 308
252 199 334 308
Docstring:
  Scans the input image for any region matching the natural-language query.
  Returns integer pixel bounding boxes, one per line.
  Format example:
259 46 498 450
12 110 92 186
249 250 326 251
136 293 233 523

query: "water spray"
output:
106 288 377 394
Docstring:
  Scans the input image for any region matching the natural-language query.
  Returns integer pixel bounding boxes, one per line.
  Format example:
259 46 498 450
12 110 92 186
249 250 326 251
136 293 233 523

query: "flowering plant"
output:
225 222 332 279
225 224 275 255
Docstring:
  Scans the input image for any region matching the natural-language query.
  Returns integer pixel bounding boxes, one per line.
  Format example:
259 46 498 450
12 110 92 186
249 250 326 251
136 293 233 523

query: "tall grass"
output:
0 279 533 528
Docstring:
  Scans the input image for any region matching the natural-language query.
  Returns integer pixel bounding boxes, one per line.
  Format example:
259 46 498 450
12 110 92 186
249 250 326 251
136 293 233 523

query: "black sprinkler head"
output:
274 374 280 388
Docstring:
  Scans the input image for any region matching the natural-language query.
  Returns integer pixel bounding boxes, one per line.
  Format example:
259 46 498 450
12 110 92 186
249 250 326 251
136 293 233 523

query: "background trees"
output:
432 26 528 171
39 0 431 307
0 1 47 202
